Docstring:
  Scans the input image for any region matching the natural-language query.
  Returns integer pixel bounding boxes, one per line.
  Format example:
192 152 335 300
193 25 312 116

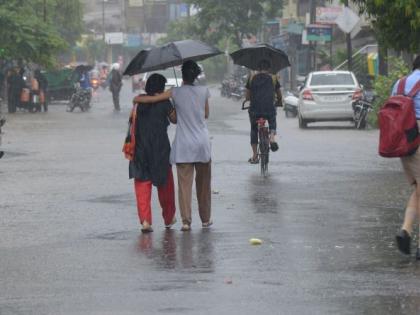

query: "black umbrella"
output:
74 64 94 73
123 40 222 76
230 44 290 74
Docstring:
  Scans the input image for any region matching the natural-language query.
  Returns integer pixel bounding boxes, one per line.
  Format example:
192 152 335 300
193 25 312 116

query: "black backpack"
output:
249 73 277 115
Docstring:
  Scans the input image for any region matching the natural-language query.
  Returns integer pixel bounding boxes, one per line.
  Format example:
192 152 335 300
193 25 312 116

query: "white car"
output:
139 68 183 92
297 71 362 128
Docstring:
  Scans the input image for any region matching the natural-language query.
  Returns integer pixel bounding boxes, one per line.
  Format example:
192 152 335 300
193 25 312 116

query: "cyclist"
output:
245 59 282 164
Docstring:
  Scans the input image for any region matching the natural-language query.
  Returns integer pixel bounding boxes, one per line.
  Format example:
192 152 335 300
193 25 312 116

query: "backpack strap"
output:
397 77 407 95
408 80 420 98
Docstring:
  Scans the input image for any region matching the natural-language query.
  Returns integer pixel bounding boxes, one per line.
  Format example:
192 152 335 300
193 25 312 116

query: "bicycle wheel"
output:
258 128 270 176
356 109 367 129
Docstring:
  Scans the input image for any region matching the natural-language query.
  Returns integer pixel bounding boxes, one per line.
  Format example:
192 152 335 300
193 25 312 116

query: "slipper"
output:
165 217 177 229
141 222 153 233
248 157 259 164
270 142 279 152
181 224 191 232
202 220 213 228
141 226 153 233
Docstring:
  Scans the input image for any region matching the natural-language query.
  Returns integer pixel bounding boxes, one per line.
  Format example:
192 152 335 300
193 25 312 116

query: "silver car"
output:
297 71 362 128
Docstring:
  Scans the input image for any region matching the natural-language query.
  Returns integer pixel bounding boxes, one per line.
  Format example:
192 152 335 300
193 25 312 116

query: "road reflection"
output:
136 229 214 273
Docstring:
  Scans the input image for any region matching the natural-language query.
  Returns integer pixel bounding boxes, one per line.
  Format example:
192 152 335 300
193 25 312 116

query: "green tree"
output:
0 0 83 67
183 0 284 47
352 0 420 52
368 57 410 127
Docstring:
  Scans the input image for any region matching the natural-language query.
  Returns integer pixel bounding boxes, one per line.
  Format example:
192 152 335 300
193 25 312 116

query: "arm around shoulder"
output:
133 89 172 104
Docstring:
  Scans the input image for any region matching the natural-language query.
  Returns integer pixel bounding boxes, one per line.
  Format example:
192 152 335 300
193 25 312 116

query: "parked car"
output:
134 68 183 93
283 91 299 118
297 71 362 128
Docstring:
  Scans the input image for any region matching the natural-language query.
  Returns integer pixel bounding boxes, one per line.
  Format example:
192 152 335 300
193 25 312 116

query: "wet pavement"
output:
1 81 420 314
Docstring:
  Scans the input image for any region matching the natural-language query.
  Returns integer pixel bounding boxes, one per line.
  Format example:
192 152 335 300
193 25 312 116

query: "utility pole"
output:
343 0 352 70
307 0 316 72
102 0 106 41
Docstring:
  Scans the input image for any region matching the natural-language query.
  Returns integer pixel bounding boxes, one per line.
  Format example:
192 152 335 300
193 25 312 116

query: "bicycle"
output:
352 98 373 129
242 100 270 176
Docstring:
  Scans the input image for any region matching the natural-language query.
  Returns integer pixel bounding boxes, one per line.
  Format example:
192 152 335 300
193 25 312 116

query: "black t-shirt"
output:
246 73 280 115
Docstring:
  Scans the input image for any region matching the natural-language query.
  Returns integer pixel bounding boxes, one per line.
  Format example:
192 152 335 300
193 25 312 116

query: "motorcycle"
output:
352 93 374 129
91 77 100 92
67 85 91 112
220 74 248 100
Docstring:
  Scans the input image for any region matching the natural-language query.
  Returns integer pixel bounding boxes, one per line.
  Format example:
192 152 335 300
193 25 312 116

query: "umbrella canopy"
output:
230 44 290 74
74 64 94 73
123 40 222 76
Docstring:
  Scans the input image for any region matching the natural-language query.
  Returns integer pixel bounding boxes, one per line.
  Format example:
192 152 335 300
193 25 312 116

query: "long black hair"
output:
182 60 201 84
145 73 167 96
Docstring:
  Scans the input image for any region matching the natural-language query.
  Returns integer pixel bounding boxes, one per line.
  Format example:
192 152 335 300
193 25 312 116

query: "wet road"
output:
1 82 420 315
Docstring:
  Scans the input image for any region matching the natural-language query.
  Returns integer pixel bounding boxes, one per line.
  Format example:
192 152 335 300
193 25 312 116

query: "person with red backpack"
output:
391 55 420 258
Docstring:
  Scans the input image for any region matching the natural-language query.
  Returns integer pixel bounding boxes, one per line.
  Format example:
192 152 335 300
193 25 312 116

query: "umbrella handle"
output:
242 100 250 110
173 67 179 87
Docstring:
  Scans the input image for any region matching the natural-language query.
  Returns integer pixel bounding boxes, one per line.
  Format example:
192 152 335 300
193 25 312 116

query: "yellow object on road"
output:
249 238 262 245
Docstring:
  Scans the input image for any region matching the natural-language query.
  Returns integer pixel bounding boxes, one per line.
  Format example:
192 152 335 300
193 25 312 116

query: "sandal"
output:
270 142 279 152
141 221 153 233
165 217 177 229
202 220 213 228
248 157 259 164
180 224 191 232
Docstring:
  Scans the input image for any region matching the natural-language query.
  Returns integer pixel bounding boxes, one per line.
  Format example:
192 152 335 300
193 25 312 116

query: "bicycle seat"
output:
256 118 267 126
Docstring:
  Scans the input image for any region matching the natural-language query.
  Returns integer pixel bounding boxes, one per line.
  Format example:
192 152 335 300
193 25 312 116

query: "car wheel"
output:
298 114 307 128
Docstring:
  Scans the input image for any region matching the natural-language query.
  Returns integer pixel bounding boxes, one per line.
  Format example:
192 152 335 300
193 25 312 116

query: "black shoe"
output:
0 151 3 159
416 248 420 261
396 229 411 255
270 142 279 152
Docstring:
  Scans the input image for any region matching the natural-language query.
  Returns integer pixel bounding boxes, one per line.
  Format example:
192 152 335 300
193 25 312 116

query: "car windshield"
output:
310 73 355 86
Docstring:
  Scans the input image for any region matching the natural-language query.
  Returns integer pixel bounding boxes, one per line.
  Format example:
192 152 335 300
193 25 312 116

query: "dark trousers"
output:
249 111 277 144
112 90 120 110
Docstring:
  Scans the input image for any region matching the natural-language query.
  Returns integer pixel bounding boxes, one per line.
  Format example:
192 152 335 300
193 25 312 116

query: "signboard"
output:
105 32 124 45
316 6 343 25
287 22 304 35
335 7 360 33
306 24 332 42
125 34 142 48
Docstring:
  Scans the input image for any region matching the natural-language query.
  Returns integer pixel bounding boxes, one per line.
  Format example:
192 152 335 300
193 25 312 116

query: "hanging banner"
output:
316 6 343 25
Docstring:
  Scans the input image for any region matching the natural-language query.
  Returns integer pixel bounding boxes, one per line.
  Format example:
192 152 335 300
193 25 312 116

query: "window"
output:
310 73 355 86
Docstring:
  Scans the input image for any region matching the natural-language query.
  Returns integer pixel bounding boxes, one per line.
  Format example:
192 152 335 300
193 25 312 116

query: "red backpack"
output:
378 77 420 157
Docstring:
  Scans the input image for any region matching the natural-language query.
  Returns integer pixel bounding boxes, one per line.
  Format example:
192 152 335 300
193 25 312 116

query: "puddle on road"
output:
85 193 132 205
88 231 133 241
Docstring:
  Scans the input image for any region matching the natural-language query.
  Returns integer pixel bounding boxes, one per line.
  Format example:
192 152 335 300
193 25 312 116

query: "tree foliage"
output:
352 0 420 52
0 0 83 67
182 0 284 47
368 57 410 127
